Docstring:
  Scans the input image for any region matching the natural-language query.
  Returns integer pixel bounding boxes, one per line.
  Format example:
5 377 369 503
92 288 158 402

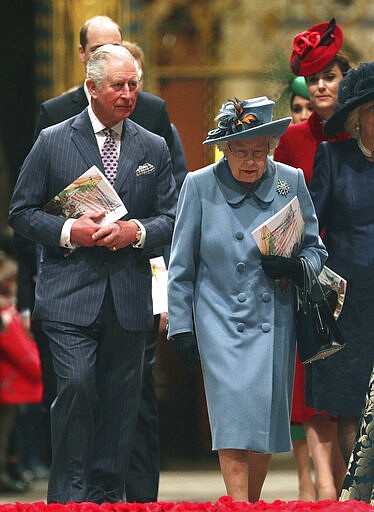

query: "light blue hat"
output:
203 96 291 145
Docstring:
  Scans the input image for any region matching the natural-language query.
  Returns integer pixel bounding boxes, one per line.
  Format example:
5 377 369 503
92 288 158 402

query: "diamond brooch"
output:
276 179 290 196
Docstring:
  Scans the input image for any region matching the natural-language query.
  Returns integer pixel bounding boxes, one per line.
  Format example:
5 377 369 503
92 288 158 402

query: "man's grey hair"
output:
86 44 141 88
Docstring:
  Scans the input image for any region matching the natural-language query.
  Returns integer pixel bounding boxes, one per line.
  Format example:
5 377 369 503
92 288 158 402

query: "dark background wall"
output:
0 2 35 200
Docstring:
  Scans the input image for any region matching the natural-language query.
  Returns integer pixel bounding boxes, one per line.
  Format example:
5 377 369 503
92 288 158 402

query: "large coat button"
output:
235 231 244 240
237 293 247 302
261 323 271 332
237 323 245 332
262 292 271 302
236 262 245 273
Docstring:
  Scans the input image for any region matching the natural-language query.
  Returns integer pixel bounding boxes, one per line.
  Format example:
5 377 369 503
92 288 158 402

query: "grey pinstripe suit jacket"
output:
9 108 177 330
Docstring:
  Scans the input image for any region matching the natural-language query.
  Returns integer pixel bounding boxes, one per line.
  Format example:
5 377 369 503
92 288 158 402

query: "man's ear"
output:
86 79 97 99
78 45 86 64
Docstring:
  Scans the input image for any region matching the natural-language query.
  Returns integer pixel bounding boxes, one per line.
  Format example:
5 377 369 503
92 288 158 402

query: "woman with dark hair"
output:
275 18 350 185
289 76 313 124
274 18 351 500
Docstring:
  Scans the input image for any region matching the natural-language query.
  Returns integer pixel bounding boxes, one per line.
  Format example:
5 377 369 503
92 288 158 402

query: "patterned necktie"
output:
101 128 118 185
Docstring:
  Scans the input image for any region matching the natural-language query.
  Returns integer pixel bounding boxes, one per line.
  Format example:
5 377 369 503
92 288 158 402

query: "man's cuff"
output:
60 218 78 249
131 219 146 249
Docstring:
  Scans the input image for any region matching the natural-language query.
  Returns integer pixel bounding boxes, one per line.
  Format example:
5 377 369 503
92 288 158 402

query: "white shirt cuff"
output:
60 218 78 249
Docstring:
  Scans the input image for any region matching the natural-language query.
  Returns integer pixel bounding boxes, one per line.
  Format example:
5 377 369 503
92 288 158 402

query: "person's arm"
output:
169 124 188 192
295 167 328 275
167 172 201 337
152 96 173 151
309 141 333 231
9 131 71 246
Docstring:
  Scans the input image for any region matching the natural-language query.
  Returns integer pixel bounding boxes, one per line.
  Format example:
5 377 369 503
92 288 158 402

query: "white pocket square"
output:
136 163 155 176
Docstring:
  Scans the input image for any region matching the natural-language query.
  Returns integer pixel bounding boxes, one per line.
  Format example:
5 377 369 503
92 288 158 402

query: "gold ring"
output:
111 246 117 252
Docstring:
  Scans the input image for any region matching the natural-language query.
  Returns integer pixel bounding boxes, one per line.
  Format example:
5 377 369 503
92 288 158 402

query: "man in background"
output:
122 39 187 502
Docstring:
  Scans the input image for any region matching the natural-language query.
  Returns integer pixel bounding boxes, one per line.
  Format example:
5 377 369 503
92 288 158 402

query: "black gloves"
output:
261 255 303 286
172 332 200 372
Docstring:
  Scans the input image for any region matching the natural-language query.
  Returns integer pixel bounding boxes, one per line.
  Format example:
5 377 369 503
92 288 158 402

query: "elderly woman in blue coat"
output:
167 97 327 502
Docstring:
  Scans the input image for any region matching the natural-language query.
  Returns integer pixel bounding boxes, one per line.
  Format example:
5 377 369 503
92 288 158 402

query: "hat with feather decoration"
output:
203 97 291 145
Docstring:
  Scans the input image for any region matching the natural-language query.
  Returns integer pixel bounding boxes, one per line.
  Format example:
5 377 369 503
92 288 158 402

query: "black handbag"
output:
296 257 345 364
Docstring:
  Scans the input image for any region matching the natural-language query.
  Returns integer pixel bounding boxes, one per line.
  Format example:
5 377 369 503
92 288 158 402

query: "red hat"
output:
290 18 343 76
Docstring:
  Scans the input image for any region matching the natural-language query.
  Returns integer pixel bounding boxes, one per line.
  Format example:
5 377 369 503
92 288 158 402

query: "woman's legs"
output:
292 438 316 500
218 448 271 502
305 415 345 500
337 416 359 466
248 451 272 502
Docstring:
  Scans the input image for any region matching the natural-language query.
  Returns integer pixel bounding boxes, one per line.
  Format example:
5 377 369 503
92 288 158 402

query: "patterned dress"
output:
340 367 374 504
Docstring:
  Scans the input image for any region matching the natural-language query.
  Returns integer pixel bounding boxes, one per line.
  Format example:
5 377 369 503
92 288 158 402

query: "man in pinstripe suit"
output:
9 44 177 504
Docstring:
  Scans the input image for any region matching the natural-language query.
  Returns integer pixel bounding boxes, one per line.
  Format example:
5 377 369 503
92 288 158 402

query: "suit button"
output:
237 323 245 332
238 293 246 302
236 262 245 273
262 292 271 302
261 323 271 332
235 231 244 240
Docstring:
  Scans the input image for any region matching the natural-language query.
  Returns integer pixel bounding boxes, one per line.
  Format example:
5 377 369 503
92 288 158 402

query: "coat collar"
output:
213 157 277 206
308 110 351 143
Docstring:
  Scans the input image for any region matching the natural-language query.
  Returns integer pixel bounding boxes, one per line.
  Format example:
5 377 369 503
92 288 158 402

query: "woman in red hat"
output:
274 18 350 500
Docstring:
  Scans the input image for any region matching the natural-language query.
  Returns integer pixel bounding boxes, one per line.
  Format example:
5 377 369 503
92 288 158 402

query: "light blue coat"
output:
167 157 327 453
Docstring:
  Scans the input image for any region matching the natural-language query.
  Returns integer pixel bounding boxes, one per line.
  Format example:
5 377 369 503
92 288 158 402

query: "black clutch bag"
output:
296 257 345 364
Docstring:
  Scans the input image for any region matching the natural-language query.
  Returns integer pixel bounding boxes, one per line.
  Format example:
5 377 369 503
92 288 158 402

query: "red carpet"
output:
0 497 373 511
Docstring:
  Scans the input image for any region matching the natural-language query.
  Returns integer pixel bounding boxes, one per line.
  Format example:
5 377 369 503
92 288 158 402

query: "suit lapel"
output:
70 109 103 172
114 120 142 192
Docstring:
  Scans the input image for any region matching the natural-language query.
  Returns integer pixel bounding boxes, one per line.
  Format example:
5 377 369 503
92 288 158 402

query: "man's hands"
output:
92 219 138 250
70 211 138 250
70 211 106 247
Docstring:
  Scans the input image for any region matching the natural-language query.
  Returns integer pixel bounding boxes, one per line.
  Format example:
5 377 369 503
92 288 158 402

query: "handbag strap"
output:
301 256 327 298
299 258 346 347
298 256 326 310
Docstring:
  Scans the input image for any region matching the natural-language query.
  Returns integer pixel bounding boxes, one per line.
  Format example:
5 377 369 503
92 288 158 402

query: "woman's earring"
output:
355 123 360 132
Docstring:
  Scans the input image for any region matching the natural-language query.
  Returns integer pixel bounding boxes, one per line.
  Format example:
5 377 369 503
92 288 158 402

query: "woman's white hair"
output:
217 136 280 153
86 44 140 88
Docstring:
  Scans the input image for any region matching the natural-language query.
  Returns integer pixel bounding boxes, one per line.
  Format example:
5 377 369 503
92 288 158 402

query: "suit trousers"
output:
126 314 160 502
43 286 146 504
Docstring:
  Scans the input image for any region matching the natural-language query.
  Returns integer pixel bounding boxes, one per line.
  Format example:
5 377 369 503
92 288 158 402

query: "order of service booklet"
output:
251 196 305 258
150 256 168 315
251 196 346 318
43 165 127 226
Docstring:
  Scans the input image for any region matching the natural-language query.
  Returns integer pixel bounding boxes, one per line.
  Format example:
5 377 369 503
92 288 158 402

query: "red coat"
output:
274 111 350 185
274 111 349 423
0 304 43 404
